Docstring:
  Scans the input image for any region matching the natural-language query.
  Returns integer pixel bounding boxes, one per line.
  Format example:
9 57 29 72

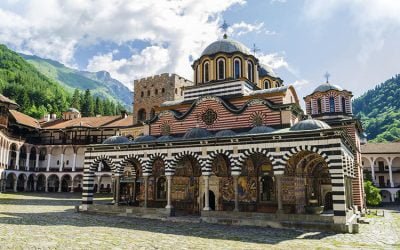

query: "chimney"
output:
121 110 128 119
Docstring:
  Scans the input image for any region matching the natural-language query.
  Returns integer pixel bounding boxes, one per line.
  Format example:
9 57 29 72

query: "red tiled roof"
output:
9 110 40 129
41 115 134 129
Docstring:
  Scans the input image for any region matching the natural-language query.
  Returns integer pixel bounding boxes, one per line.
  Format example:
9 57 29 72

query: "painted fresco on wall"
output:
282 176 295 203
220 176 257 202
172 176 198 201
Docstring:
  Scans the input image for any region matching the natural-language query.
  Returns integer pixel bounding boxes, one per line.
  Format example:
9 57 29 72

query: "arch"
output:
203 61 210 83
19 145 27 169
329 96 335 113
47 174 60 192
207 150 234 177
317 98 322 114
282 145 330 167
263 79 271 89
89 156 116 173
119 154 145 174
233 57 242 79
8 143 18 170
341 96 346 113
27 174 36 192
137 108 146 122
61 174 72 192
146 153 167 175
17 173 27 192
5 172 16 191
150 108 156 119
217 58 226 80
238 148 276 172
37 174 46 192
247 60 254 82
170 151 204 173
73 174 83 192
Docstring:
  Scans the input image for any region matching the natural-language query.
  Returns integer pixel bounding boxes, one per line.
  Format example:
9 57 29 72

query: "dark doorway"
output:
209 191 216 210
379 176 385 188
61 179 69 192
324 192 333 210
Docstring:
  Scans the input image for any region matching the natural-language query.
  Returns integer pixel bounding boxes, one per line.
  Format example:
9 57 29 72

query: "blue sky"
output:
1 0 400 101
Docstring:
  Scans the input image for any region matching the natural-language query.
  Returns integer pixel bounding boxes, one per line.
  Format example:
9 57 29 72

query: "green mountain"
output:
20 54 132 111
353 74 400 142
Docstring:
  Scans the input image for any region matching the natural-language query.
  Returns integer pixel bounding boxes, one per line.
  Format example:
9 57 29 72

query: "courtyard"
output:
0 193 399 249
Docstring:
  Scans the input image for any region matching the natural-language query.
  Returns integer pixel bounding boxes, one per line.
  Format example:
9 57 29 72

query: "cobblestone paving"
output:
0 193 399 249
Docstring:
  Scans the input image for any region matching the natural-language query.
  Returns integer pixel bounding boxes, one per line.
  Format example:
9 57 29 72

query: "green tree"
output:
71 89 81 110
81 89 94 117
364 180 382 206
94 96 104 116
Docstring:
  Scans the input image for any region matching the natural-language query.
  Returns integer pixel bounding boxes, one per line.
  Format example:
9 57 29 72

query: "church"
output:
81 35 365 233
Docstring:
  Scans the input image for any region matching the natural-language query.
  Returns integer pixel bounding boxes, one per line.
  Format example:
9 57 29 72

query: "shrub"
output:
364 180 382 206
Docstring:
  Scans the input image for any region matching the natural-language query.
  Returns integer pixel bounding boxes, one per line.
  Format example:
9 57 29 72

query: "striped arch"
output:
237 147 276 171
119 154 145 175
170 151 205 175
145 153 168 175
89 155 116 173
204 149 238 175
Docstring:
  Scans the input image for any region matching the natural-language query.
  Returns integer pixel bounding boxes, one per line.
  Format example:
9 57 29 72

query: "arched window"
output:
137 109 146 122
329 96 335 113
162 88 165 93
203 61 210 82
140 91 144 98
247 61 253 82
341 96 346 113
263 79 271 89
150 108 155 119
317 98 322 114
234 58 241 79
175 88 178 94
217 58 225 80
155 89 158 95
260 176 274 201
157 177 167 200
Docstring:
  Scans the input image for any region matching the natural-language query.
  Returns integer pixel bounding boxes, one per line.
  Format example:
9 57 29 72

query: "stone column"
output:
370 161 375 184
203 175 211 211
58 179 62 192
45 179 48 192
23 179 28 192
16 151 20 170
115 175 121 205
165 175 173 209
233 175 239 212
59 154 64 172
33 180 37 192
275 174 283 213
70 180 74 193
13 180 17 192
143 175 149 208
26 152 30 171
97 176 101 193
388 164 394 188
35 154 40 170
46 154 51 171
72 153 77 172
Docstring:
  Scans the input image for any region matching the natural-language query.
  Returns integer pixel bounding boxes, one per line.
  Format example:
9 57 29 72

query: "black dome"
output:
290 119 331 131
183 128 212 139
215 129 236 137
102 136 130 144
246 126 276 134
133 135 156 143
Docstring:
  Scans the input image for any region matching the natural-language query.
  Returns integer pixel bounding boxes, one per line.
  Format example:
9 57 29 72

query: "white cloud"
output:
0 0 250 88
229 21 274 36
258 52 289 70
304 0 400 62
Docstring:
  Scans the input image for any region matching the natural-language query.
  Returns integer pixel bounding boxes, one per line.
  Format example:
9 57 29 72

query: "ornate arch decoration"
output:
119 154 145 176
281 145 332 173
145 153 167 175
170 151 204 175
205 149 237 175
237 147 276 172
88 155 116 173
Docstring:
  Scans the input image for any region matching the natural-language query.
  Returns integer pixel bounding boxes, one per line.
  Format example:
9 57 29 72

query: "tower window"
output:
203 61 210 82
147 90 150 96
317 98 322 114
138 109 146 122
162 88 165 93
155 89 158 95
263 79 271 89
341 97 346 113
217 58 225 80
247 61 253 82
329 96 335 113
234 58 241 79
141 91 144 98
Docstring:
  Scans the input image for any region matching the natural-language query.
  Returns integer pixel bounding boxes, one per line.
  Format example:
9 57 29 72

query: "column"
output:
16 151 20 170
45 178 48 192
70 180 74 193
115 175 120 205
58 179 62 192
46 154 51 171
35 154 40 170
233 175 239 212
13 180 17 192
59 154 64 172
165 175 173 209
203 175 211 211
72 153 77 172
34 180 37 192
370 161 375 184
275 174 283 213
143 175 149 208
97 176 101 193
23 180 27 192
26 152 30 171
388 164 394 188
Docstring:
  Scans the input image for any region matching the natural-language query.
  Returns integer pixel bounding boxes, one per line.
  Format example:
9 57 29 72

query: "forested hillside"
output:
21 54 132 111
0 44 124 118
353 74 400 142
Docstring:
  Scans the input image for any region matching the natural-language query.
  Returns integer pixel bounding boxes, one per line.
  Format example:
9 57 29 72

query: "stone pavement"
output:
0 193 399 249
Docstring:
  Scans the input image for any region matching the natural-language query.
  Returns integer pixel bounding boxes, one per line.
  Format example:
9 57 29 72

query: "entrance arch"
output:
47 174 59 192
6 173 16 191
37 174 46 192
17 174 27 192
61 175 72 192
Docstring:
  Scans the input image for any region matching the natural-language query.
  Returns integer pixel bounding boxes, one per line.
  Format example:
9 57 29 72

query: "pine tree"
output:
94 96 104 116
71 89 81 110
82 89 94 117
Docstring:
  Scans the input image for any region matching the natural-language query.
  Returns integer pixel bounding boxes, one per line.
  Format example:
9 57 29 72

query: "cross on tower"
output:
252 43 260 56
221 20 229 39
324 72 331 83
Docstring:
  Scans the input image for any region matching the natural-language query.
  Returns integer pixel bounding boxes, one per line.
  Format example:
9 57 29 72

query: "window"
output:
150 108 155 119
341 97 346 113
261 176 274 201
66 160 69 165
217 58 225 80
234 58 241 79
175 88 178 94
203 61 210 82
141 91 144 98
155 89 158 95
263 80 271 89
137 109 146 122
329 96 335 113
147 90 150 96
317 98 322 114
247 61 253 82
157 177 167 200
57 160 60 165
162 88 165 93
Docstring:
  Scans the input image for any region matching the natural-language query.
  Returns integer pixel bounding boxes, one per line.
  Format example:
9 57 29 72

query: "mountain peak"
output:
96 70 111 81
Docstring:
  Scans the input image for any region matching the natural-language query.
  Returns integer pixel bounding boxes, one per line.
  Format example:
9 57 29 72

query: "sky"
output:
1 0 400 101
